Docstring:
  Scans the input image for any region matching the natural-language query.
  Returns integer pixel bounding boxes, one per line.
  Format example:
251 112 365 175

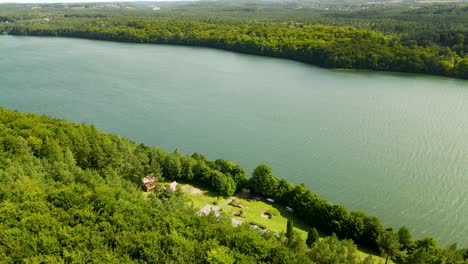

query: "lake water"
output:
1 35 468 246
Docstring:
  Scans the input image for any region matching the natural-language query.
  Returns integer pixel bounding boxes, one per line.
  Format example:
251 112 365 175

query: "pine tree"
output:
286 219 294 243
306 227 319 248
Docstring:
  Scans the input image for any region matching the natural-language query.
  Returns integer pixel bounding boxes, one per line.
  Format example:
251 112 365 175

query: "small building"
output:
142 174 157 192
43 18 50 22
169 181 178 191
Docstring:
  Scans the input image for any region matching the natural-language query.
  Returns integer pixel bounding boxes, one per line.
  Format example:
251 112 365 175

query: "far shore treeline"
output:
0 2 467 80
1 107 467 263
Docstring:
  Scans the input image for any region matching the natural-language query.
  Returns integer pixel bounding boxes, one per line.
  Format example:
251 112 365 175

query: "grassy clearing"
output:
181 183 308 238
180 183 388 263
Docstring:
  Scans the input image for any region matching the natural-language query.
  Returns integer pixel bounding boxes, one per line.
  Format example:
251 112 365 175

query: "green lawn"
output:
181 184 308 238
180 183 389 263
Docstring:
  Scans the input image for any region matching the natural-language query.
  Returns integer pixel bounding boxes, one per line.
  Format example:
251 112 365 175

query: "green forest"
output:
0 1 467 79
0 105 467 264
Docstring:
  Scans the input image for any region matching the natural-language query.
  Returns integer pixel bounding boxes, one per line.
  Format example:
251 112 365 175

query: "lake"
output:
1 35 468 246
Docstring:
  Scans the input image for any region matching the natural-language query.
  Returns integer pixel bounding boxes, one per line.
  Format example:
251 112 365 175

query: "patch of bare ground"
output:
261 212 270 218
182 185 203 195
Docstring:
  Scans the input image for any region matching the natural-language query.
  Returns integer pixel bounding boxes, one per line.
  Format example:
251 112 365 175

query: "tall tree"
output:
398 226 413 251
249 164 277 197
308 234 361 264
214 159 247 191
211 171 236 197
306 227 319 248
286 219 294 242
377 229 401 264
161 154 182 180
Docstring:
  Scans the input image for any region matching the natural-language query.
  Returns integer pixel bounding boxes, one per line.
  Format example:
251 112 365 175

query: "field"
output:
180 183 388 263
182 184 309 238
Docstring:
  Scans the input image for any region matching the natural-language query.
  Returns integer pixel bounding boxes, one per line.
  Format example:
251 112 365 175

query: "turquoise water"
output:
1 35 468 246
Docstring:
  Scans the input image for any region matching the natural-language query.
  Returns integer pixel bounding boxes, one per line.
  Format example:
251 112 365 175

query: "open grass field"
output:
181 184 309 238
179 183 389 263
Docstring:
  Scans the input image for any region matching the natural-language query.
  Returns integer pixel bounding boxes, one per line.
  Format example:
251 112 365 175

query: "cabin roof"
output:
170 181 178 191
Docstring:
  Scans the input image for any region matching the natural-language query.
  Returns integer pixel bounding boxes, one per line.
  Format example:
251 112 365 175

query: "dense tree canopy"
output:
0 107 318 263
0 101 466 263
0 2 467 79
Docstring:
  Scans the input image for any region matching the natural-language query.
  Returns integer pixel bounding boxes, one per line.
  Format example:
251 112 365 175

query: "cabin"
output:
169 181 178 191
142 174 157 192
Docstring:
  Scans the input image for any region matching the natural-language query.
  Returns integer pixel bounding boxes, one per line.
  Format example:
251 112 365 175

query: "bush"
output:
267 208 280 217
